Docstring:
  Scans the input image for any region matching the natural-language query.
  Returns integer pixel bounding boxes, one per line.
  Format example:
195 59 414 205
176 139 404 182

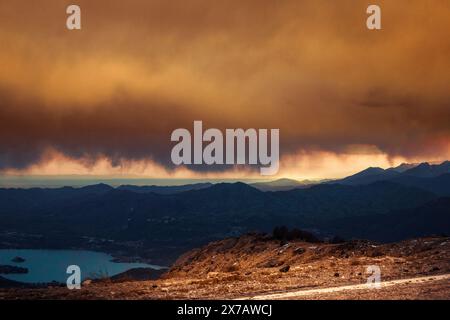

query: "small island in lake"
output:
0 265 29 274
11 256 26 263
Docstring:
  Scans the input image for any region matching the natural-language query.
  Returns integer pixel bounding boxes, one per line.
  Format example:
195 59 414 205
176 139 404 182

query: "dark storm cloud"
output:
0 0 449 172
0 88 193 169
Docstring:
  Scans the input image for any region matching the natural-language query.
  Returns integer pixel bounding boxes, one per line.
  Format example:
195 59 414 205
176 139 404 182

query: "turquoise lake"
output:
0 249 165 284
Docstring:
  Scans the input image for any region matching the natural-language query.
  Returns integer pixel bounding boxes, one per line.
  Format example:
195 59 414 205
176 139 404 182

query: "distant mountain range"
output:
250 178 319 191
333 160 450 185
117 183 212 194
243 161 450 192
0 160 448 263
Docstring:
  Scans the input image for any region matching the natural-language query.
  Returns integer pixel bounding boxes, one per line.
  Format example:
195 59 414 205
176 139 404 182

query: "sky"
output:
0 0 449 181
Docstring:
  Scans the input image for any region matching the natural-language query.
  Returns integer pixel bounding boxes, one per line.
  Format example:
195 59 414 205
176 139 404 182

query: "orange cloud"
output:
0 0 449 178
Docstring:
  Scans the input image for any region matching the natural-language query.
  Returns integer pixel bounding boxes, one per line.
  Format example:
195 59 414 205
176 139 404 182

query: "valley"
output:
0 161 449 266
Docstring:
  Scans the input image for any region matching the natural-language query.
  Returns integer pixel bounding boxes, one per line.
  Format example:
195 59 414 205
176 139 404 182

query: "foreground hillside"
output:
1 234 449 299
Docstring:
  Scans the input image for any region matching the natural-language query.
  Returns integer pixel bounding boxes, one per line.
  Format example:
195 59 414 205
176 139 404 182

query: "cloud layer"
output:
1 0 449 177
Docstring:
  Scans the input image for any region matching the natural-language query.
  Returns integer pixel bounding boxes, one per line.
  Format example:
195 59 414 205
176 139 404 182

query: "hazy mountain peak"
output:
390 162 419 173
262 178 300 186
347 167 385 178
212 181 256 190
80 183 113 192
250 178 307 191
362 167 385 173
403 161 450 178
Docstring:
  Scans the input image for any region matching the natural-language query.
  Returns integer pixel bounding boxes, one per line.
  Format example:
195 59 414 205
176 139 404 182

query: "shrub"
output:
329 235 346 244
273 226 289 240
272 226 321 243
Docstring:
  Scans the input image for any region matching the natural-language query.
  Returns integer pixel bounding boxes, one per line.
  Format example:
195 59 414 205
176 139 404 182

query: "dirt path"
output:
238 274 450 300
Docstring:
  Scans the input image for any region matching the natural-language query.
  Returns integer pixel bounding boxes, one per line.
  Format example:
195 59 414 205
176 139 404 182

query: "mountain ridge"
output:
331 161 450 186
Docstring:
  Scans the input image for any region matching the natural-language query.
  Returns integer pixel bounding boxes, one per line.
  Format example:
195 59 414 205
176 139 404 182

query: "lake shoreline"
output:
0 248 166 286
0 241 175 267
0 231 182 267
